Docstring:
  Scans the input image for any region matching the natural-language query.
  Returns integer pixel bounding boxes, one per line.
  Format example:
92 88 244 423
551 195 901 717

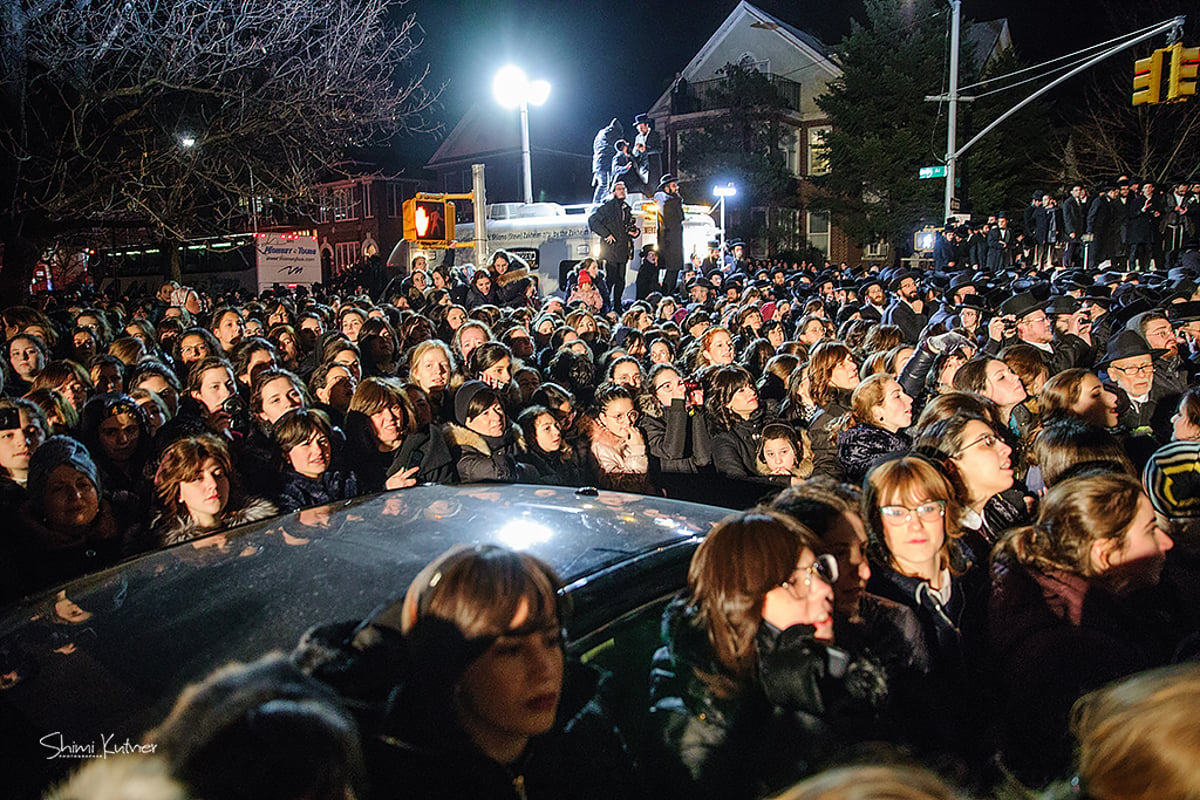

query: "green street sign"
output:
919 166 948 179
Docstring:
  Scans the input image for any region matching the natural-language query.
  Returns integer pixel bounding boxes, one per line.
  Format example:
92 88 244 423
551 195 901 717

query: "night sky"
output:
401 0 1196 168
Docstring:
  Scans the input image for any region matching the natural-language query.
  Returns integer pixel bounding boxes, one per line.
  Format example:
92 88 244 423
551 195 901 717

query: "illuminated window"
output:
808 126 831 176
334 241 360 273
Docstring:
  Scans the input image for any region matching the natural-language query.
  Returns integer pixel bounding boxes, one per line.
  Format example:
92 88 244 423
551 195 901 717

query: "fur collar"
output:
155 497 278 547
444 422 524 457
494 266 530 287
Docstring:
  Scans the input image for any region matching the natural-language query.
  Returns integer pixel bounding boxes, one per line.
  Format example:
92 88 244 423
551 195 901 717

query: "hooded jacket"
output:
444 423 536 484
637 395 712 474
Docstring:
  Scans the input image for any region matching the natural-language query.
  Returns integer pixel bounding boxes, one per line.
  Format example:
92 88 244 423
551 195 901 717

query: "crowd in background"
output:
6 178 1200 799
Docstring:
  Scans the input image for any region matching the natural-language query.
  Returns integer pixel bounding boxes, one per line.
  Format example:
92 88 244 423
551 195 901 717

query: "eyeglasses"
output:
954 432 1001 457
781 553 839 597
604 409 639 424
1112 363 1154 376
879 500 946 523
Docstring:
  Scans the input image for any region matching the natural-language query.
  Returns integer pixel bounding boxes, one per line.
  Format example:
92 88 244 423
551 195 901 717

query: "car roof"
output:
0 484 725 782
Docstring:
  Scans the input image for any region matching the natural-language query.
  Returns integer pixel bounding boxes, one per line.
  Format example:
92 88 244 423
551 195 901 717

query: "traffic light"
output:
403 198 455 243
1167 42 1199 102
1133 49 1164 105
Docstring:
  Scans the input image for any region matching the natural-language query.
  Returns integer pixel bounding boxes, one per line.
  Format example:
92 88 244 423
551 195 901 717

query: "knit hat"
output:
1144 441 1200 520
454 380 491 426
27 435 101 511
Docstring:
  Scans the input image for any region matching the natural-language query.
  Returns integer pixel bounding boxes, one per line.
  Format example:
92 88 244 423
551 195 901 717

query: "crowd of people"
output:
6 179 1200 798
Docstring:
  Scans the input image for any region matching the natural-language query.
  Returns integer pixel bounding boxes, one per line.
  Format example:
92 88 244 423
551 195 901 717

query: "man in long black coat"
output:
986 215 1014 271
588 181 639 311
654 174 685 297
592 118 624 205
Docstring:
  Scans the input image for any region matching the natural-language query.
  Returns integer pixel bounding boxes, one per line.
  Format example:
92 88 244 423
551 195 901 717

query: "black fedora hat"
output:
1098 329 1165 368
889 270 920 291
1046 295 1082 317
1168 301 1200 323
957 294 989 312
656 173 678 191
997 292 1048 320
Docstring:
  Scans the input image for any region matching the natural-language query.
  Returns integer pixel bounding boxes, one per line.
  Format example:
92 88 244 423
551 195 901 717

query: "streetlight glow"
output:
179 134 197 149
712 183 736 198
492 65 551 205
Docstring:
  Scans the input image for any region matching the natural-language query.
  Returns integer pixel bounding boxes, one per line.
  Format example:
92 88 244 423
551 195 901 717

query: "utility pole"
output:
944 0 961 223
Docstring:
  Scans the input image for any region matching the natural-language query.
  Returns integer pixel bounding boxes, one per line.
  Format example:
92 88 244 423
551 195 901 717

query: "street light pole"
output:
712 183 736 259
944 0 961 223
519 100 533 205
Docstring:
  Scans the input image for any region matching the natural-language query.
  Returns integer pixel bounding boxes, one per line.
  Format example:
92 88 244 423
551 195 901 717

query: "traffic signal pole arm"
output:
949 15 1184 163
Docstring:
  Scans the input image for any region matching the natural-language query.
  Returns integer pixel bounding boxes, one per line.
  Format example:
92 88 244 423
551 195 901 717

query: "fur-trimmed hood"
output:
494 266 530 287
754 428 815 479
154 496 279 547
443 422 524 457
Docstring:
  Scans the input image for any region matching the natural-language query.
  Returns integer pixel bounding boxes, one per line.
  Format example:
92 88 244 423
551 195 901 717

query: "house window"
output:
334 241 360 273
333 187 354 221
863 240 889 260
808 126 831 176
387 183 405 218
361 182 373 219
807 210 830 257
777 207 801 251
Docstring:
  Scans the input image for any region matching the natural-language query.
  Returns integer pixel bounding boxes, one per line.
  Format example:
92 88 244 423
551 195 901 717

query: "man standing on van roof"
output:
633 114 663 190
589 181 639 311
655 174 685 297
592 118 624 205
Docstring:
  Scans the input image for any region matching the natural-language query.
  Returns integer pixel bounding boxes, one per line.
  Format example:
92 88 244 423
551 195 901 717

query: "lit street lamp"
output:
493 65 550 205
712 183 736 259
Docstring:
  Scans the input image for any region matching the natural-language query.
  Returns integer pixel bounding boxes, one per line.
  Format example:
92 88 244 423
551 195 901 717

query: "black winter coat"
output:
638 396 712 474
988 551 1164 785
277 468 360 513
836 425 911 487
588 196 637 265
808 389 853 481
643 597 889 800
655 190 685 272
444 423 537 484
710 410 767 480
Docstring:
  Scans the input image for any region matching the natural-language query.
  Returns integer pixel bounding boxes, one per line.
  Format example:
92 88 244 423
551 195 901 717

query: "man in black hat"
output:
635 243 660 300
591 118 623 205
700 240 722 278
1100 329 1163 436
933 226 958 271
1164 179 1197 270
1024 191 1043 262
610 139 645 195
632 114 663 191
1062 183 1091 268
986 214 1014 271
991 293 1088 374
968 222 988 271
653 174 685 297
588 181 639 312
1034 193 1062 268
860 277 887 323
929 274 978 329
883 271 927 344
1128 182 1164 271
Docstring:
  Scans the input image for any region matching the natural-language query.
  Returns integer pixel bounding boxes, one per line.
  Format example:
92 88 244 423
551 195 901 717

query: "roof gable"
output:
649 1 840 116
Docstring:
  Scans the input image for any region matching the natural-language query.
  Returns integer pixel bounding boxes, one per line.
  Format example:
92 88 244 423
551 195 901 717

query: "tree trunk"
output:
0 230 38 303
166 239 182 283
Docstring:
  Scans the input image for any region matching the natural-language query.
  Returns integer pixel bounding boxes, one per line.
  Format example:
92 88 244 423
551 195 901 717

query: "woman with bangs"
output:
989 472 1177 786
31 359 92 414
707 365 773 480
862 455 990 770
151 434 277 546
274 408 359 512
358 544 638 799
344 377 454 492
644 509 888 800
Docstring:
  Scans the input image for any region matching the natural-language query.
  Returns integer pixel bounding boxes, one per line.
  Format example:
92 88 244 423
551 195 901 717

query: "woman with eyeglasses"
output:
643 509 889 800
912 412 1028 560
988 472 1176 786
587 382 650 493
861 454 990 771
637 363 712 476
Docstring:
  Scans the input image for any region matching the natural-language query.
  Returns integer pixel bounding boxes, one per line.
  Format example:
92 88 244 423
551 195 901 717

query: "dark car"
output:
0 484 728 796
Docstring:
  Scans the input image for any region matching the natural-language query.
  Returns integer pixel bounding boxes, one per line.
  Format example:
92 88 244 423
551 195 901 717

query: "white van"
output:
387 194 718 300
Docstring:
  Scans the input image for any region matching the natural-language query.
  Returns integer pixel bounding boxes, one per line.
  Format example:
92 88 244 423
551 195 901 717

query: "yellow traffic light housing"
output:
403 198 456 244
1133 49 1165 105
1167 43 1199 102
